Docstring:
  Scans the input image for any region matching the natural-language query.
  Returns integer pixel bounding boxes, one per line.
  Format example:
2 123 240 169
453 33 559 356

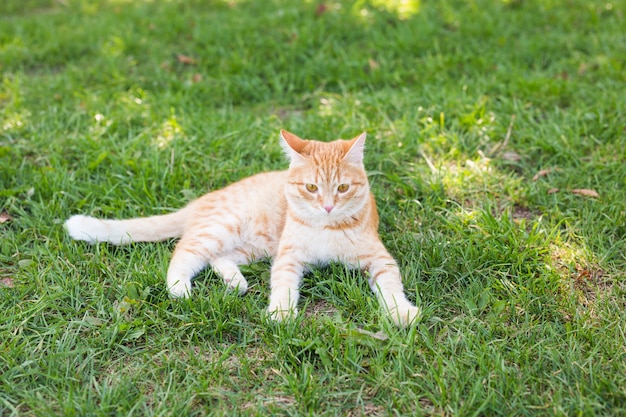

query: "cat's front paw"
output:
388 304 421 328
267 305 298 322
168 280 192 298
225 276 248 295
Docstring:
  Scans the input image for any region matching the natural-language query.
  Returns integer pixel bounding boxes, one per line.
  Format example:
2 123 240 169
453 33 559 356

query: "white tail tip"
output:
65 214 133 245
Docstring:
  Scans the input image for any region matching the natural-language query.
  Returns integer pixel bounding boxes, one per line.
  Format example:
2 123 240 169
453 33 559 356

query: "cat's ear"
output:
280 130 308 166
342 132 366 165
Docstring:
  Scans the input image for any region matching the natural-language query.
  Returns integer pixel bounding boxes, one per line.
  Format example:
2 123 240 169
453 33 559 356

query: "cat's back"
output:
233 170 288 202
189 170 288 224
183 170 288 258
198 170 286 203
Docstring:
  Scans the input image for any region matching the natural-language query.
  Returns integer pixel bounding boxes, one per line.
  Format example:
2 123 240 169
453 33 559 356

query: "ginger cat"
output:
65 131 420 327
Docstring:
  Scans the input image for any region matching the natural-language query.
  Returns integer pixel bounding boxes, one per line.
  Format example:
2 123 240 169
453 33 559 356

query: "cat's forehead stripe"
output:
295 141 340 183
314 157 342 183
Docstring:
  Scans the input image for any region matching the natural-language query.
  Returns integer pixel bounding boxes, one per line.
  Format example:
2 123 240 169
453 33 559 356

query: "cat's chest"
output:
287 221 367 266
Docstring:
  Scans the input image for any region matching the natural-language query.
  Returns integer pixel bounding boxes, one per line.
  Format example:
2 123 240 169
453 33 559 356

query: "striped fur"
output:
65 130 420 326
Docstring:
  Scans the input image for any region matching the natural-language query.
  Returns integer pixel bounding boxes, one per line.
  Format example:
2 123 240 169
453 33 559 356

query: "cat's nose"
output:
323 205 334 213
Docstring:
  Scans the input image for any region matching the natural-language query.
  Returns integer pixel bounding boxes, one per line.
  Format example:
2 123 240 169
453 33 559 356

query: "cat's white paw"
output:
225 275 248 295
388 304 421 327
267 305 298 322
168 280 192 298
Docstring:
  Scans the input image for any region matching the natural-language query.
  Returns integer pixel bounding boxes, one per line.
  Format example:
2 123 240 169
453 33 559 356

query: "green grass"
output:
1 0 625 415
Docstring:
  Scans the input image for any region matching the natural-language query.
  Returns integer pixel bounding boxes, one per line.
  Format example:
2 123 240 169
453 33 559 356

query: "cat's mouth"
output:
317 206 350 221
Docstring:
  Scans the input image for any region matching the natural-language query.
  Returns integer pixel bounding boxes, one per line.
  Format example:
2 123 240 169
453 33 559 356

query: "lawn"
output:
1 0 625 415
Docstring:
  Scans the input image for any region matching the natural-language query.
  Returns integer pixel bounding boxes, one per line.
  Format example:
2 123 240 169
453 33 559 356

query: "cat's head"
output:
280 130 370 223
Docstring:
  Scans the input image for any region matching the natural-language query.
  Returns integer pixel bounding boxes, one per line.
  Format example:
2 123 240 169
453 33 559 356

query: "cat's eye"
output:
305 184 318 192
337 184 350 193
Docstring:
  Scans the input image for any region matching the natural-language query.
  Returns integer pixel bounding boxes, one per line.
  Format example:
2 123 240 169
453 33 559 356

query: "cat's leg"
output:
167 243 209 298
365 246 421 327
167 216 253 297
210 257 248 295
166 227 238 297
268 252 305 321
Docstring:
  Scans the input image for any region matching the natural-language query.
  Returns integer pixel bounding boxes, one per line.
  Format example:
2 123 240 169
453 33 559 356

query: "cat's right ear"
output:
280 130 307 166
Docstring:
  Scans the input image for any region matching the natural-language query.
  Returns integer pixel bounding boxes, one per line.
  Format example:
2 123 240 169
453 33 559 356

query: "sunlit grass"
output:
368 0 421 19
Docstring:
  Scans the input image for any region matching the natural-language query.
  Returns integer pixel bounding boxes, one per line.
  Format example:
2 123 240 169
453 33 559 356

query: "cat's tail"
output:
65 207 190 245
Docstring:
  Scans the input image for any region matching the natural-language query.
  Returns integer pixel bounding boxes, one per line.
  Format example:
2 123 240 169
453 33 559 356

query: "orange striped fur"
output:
65 131 420 326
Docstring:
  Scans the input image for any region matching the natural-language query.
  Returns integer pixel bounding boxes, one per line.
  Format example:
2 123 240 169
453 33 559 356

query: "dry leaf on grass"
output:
176 54 197 65
0 211 12 223
533 168 554 181
0 277 14 288
556 71 569 80
571 189 599 198
547 188 559 194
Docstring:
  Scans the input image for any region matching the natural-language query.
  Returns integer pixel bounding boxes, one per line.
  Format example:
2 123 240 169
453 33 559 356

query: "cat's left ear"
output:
280 130 308 166
342 132 366 165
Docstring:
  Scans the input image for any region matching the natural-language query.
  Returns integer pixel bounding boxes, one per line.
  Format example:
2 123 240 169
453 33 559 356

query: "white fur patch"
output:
64 215 133 245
